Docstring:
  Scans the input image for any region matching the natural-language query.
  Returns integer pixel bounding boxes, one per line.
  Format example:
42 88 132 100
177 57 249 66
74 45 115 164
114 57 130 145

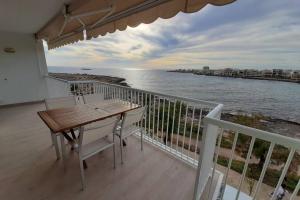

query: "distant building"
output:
282 70 293 79
262 70 273 77
203 66 209 71
213 69 223 76
237 69 246 77
222 68 234 76
272 69 283 78
231 69 260 77
202 66 210 75
248 69 260 77
232 69 239 77
291 71 300 80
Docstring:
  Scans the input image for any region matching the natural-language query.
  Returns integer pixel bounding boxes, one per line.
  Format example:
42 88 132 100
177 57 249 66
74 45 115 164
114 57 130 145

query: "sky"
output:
44 0 300 70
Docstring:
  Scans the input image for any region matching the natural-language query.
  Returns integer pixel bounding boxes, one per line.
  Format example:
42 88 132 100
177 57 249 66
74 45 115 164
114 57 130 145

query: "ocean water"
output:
49 67 300 123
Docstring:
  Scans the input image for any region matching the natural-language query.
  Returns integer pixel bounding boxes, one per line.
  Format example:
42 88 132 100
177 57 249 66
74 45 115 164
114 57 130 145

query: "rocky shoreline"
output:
49 72 129 86
222 112 300 139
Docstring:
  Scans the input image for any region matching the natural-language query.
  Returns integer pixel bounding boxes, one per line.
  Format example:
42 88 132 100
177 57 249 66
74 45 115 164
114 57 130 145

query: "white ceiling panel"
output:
0 0 67 33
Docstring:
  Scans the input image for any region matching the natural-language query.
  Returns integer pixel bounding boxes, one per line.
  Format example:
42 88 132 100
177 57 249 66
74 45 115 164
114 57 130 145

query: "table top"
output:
38 100 140 133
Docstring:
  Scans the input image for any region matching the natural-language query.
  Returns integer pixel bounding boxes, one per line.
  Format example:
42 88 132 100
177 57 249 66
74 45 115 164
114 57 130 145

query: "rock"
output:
49 73 129 87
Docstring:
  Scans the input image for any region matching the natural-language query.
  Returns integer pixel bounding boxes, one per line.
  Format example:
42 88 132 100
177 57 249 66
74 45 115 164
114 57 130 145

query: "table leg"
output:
123 139 127 146
62 132 73 142
70 129 77 140
78 127 87 169
52 133 60 160
60 134 66 170
83 160 88 169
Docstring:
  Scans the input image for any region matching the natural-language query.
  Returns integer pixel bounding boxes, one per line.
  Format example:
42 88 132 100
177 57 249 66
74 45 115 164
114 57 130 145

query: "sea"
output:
49 67 300 123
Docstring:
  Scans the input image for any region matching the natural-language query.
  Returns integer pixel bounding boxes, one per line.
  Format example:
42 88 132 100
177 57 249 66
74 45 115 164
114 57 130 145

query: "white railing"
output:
47 77 300 200
200 116 300 200
67 80 219 167
67 80 224 200
45 76 70 98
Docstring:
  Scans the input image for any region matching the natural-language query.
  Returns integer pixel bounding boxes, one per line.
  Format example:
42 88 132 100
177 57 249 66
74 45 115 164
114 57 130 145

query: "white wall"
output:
0 31 48 105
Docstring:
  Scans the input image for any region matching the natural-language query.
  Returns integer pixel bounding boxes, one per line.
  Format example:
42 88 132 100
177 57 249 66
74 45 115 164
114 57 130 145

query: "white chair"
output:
77 116 120 190
116 107 146 164
45 96 77 159
82 93 104 104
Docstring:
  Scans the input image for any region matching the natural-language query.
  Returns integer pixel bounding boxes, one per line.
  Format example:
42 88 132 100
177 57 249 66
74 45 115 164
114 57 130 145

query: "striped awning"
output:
36 0 236 50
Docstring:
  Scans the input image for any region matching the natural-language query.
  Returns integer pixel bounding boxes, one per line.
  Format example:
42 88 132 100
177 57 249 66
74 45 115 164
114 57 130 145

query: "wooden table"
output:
38 100 139 133
38 100 140 165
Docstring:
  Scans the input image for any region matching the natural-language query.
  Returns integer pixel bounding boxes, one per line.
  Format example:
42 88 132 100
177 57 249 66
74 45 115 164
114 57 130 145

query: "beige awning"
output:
37 0 235 50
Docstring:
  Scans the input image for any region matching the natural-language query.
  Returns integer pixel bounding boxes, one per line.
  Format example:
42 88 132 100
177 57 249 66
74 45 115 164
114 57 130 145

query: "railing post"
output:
130 90 133 107
193 119 220 200
93 82 96 94
193 105 222 200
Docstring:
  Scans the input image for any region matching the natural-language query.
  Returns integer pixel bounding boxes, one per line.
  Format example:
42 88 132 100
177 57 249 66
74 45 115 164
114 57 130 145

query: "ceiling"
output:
0 0 68 34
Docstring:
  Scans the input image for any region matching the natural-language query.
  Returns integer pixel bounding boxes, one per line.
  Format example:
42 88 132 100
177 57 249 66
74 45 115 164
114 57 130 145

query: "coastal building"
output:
1 1 299 200
262 69 273 77
203 66 210 71
213 69 224 76
202 66 210 75
282 70 293 79
222 68 234 76
231 69 240 77
272 69 284 78
244 69 260 77
291 71 300 80
237 69 246 77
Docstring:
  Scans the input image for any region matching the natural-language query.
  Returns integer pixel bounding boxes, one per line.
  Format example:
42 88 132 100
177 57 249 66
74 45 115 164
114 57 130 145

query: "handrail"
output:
47 78 220 107
205 104 223 118
204 116 300 150
201 112 300 200
72 80 220 107
45 75 69 83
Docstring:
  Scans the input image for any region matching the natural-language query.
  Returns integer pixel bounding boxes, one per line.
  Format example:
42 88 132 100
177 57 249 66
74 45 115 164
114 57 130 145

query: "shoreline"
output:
49 72 129 86
167 70 300 84
222 112 300 139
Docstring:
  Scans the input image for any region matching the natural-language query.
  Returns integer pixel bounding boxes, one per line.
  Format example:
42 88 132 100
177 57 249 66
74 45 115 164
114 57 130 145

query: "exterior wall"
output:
0 31 48 105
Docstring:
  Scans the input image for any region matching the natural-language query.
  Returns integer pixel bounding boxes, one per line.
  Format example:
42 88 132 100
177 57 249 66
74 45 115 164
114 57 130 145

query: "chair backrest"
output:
45 96 77 110
83 93 104 104
121 107 146 131
78 116 120 147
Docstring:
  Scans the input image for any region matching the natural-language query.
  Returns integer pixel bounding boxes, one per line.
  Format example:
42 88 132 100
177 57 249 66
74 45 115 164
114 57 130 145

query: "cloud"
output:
44 0 300 70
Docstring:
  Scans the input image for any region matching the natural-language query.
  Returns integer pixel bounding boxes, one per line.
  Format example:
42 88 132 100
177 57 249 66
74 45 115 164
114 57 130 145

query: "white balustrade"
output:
47 78 300 200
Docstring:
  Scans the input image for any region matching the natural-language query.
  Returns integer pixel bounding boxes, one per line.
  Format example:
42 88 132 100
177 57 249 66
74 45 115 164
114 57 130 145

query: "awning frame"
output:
39 0 236 49
43 0 177 44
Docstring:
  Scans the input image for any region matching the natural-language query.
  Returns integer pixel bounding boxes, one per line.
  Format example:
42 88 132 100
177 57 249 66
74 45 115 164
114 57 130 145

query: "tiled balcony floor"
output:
0 102 197 200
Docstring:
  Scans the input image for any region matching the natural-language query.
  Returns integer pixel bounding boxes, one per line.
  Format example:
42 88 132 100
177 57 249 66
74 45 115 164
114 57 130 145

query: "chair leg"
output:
120 137 123 164
112 133 116 169
113 144 116 169
51 133 60 159
79 159 86 190
141 129 143 151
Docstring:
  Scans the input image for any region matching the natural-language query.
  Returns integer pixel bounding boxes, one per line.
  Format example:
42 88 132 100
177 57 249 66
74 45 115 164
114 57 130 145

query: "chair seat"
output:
115 125 141 138
81 137 114 160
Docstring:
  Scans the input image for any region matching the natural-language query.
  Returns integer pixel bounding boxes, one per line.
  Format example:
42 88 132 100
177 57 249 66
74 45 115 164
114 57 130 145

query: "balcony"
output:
0 76 299 200
0 102 199 199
